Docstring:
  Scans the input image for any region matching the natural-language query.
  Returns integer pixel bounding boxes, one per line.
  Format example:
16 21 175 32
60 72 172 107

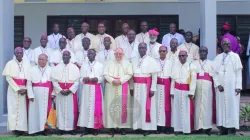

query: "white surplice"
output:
33 46 54 65
121 41 140 62
26 65 52 134
162 33 184 51
115 34 129 48
212 52 242 129
131 55 158 130
178 42 199 62
155 58 172 126
96 49 115 67
136 32 150 44
75 32 95 44
75 49 89 66
192 59 214 130
51 63 80 131
13 48 35 66
147 42 161 59
91 34 117 52
49 48 76 67
47 33 64 49
66 38 82 53
78 60 104 128
170 61 197 133
2 59 31 131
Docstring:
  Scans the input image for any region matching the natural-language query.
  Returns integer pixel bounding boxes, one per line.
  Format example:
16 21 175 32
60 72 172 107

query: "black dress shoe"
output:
70 130 77 135
57 130 64 136
175 132 183 136
156 126 162 134
92 129 98 136
217 127 228 136
30 133 39 136
228 128 236 136
120 128 126 135
164 127 171 134
204 129 212 136
80 128 89 137
143 131 150 136
109 128 115 137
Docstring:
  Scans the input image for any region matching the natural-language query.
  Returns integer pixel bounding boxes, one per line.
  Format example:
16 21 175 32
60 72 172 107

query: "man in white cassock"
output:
78 49 104 136
103 48 133 136
115 23 129 48
47 23 65 49
136 21 150 44
155 46 172 134
50 38 76 67
2 47 31 136
51 50 80 135
75 22 95 48
131 43 158 136
75 37 91 69
33 34 53 65
192 46 216 135
212 38 242 135
122 30 140 62
166 38 180 62
66 27 81 53
27 54 53 136
147 28 161 59
96 36 115 94
178 31 199 62
91 22 116 52
171 50 196 135
13 37 35 66
162 23 184 51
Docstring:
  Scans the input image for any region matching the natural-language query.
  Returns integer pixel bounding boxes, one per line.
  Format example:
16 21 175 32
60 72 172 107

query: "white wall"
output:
14 1 250 48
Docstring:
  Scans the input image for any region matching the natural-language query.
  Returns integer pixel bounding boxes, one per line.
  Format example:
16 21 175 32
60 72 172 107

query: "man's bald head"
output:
62 50 71 64
15 47 23 62
114 48 124 62
199 46 208 61
38 54 48 68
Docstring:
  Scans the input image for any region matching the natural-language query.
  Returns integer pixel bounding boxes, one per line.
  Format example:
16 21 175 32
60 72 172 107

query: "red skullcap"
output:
148 28 159 36
222 22 230 31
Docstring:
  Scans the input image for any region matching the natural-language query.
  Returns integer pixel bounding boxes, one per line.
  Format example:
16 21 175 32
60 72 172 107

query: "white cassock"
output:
13 48 35 66
91 34 117 52
136 32 150 44
246 34 250 84
75 49 89 68
103 59 133 128
178 42 199 62
33 46 53 65
147 42 161 59
47 33 64 49
49 48 76 67
155 58 172 127
78 60 104 129
192 60 216 130
51 63 80 131
171 61 196 133
121 41 140 62
26 65 53 134
96 49 115 68
115 34 129 48
212 52 242 129
162 33 184 51
166 49 180 62
2 59 31 131
131 55 158 130
66 38 82 53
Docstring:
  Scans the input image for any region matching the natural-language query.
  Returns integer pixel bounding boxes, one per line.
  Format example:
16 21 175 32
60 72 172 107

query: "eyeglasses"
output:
23 40 31 43
222 43 230 46
159 50 166 53
178 55 187 57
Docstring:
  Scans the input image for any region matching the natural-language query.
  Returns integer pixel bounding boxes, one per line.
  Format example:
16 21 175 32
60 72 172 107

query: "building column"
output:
0 0 14 124
200 0 217 60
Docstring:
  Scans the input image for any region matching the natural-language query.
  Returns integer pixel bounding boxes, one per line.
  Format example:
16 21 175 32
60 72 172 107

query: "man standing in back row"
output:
162 23 184 51
47 23 64 49
136 21 150 44
92 22 116 52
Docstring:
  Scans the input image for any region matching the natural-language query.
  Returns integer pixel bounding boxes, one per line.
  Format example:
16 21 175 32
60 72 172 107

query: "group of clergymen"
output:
2 21 243 137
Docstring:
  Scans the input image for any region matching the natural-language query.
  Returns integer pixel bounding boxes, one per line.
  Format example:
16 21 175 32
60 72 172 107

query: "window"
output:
14 16 24 48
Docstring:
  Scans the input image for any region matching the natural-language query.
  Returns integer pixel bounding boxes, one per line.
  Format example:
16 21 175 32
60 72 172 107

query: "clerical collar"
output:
150 42 156 45
89 60 95 64
141 32 147 34
53 33 59 36
23 48 30 51
171 50 177 53
16 59 22 64
39 66 46 71
129 41 134 45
